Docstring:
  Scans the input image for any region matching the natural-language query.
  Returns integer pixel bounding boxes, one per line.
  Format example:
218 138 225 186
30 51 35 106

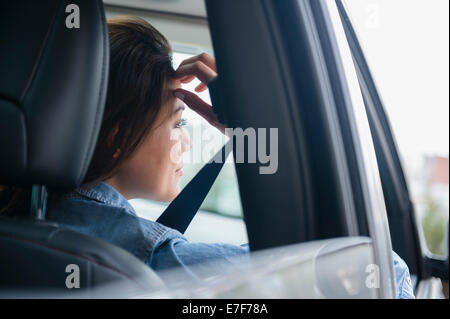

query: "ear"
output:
108 124 121 159
113 148 121 159
107 124 120 147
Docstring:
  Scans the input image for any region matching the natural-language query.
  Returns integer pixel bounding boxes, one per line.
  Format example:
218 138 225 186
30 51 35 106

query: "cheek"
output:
168 129 184 165
120 125 184 201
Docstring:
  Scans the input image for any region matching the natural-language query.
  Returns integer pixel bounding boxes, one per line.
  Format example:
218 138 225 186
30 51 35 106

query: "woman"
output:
0 16 413 298
45 16 248 277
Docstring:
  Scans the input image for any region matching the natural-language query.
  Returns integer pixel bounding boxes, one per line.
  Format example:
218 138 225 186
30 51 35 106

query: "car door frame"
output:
205 0 397 298
336 0 449 298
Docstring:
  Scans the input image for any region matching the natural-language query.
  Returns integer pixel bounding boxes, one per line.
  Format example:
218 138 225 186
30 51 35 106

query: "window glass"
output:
345 0 449 255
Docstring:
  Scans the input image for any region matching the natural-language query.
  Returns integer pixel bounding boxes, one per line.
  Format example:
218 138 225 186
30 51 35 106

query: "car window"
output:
345 0 449 256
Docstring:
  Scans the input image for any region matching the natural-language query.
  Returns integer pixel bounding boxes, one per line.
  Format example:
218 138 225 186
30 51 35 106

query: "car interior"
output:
0 0 448 299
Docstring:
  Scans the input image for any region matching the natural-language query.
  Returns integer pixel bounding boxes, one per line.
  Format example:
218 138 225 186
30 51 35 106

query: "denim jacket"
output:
50 181 414 298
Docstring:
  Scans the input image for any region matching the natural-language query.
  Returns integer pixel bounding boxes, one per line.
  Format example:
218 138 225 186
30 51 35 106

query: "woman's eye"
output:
175 118 187 128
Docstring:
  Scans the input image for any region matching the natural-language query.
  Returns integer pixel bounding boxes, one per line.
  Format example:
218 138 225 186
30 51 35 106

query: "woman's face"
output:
107 82 191 201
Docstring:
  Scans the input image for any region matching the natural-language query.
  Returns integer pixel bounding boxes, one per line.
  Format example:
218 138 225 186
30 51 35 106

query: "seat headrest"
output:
0 0 109 189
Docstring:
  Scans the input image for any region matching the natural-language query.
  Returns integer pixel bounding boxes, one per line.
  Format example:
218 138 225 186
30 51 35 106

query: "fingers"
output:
179 75 195 83
178 52 217 72
174 52 217 86
174 88 225 134
172 52 225 133
175 61 217 84
174 88 216 123
195 82 208 92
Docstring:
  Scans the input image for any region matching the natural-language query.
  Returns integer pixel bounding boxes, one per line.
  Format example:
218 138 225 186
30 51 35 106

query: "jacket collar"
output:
73 181 133 211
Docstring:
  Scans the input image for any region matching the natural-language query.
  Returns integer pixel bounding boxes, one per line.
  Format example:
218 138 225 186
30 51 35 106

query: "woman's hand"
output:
173 53 226 134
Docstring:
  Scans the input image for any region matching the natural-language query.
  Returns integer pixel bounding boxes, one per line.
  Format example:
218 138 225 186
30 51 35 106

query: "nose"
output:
181 129 192 153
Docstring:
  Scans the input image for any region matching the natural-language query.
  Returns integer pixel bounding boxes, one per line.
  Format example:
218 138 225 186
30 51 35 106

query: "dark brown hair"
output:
0 16 175 217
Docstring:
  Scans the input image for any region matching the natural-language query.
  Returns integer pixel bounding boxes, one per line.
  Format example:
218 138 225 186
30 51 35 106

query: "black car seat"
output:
0 0 164 297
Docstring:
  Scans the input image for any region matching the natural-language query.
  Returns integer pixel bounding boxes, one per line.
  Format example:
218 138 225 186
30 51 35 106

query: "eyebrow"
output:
174 105 185 114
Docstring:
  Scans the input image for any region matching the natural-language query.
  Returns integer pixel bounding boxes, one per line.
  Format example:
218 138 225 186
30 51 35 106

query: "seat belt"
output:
156 140 232 234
